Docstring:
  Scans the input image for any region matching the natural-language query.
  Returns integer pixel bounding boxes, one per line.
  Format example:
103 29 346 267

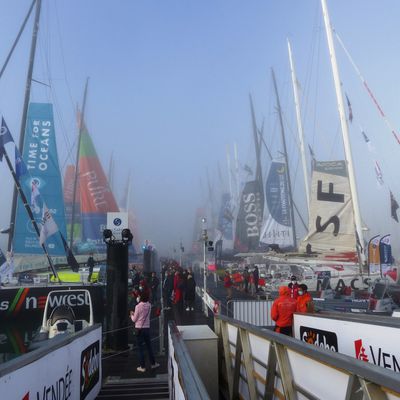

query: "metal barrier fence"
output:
227 299 273 326
214 314 400 400
168 322 210 400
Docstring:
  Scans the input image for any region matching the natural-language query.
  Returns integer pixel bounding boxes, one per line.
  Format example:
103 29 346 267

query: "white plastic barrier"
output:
228 299 273 326
0 324 102 400
294 312 400 373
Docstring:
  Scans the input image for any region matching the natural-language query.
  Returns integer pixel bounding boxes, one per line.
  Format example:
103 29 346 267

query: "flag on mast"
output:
390 191 399 222
39 203 59 245
345 94 353 123
15 147 28 180
0 117 14 161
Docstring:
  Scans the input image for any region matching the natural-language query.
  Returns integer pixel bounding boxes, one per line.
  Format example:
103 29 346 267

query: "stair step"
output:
97 377 169 399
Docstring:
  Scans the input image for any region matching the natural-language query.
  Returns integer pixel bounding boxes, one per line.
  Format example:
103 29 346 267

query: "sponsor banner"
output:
379 234 392 274
299 161 357 257
0 326 101 400
217 193 234 250
107 212 128 241
294 313 400 373
14 103 67 255
260 161 294 247
368 235 381 274
0 285 104 322
234 180 264 252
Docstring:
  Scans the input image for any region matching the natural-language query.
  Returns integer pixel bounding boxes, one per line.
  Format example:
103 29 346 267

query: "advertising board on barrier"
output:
294 313 400 373
0 326 102 399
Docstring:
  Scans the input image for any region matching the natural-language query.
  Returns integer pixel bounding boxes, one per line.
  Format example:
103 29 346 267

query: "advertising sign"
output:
107 212 128 241
294 313 400 373
14 103 67 255
260 161 294 247
0 326 102 400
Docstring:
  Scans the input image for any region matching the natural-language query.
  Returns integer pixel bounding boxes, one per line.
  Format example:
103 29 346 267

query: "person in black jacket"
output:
150 272 160 303
253 266 259 293
162 270 174 310
185 274 196 311
87 253 95 282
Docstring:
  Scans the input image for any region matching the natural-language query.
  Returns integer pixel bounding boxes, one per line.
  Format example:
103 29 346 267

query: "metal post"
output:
202 217 208 316
159 269 165 355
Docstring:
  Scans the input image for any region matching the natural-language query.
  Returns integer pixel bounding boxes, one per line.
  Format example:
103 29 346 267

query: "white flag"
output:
39 203 59 246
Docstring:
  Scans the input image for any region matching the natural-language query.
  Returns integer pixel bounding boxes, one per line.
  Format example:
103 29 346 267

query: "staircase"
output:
97 375 169 399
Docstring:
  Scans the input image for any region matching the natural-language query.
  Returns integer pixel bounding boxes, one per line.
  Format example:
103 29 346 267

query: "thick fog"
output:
1 0 400 258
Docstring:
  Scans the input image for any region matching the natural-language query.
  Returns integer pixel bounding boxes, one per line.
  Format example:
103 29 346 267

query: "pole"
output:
287 38 311 219
271 68 298 249
8 0 42 251
202 218 208 316
70 78 89 249
321 0 366 265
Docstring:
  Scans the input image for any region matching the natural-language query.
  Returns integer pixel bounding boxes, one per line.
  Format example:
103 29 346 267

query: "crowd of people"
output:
160 261 197 312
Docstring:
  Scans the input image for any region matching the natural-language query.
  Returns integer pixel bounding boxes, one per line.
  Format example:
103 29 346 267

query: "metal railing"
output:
168 322 210 400
214 314 400 400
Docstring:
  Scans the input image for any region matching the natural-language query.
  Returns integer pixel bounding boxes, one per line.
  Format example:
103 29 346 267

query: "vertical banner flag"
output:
368 235 380 274
379 234 392 275
14 103 67 255
234 180 263 252
260 161 294 248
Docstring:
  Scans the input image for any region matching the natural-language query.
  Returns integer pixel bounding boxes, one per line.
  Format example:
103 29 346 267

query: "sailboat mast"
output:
233 142 240 203
287 39 311 220
249 94 263 185
321 0 366 264
69 78 89 249
226 146 233 199
8 0 42 251
271 68 297 249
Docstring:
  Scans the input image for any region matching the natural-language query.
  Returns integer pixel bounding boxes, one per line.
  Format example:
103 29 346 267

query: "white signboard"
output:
107 212 128 240
294 313 400 373
0 326 102 400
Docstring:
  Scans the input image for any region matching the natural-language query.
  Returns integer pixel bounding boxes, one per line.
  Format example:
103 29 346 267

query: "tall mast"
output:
233 142 240 202
321 0 366 264
249 94 263 185
226 145 233 199
8 0 42 251
287 39 310 220
271 68 297 249
69 78 89 249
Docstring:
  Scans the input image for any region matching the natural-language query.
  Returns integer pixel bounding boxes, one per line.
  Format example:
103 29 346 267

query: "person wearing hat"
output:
296 284 314 313
288 275 300 299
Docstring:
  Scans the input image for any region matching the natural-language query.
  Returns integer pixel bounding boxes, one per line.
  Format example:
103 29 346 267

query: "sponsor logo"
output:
354 339 400 372
113 218 122 226
28 365 73 400
80 341 100 399
300 326 338 352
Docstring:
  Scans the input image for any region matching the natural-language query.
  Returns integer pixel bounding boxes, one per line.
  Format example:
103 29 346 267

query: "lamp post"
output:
201 217 208 316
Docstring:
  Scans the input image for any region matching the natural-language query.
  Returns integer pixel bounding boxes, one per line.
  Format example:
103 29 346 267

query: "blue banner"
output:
14 103 67 255
379 234 392 266
218 193 233 241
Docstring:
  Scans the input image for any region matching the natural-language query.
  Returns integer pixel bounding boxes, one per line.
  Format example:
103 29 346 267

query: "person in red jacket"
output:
271 286 297 336
296 284 314 313
223 271 233 300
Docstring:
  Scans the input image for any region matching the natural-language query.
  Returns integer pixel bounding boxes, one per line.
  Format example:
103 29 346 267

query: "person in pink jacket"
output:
130 292 160 372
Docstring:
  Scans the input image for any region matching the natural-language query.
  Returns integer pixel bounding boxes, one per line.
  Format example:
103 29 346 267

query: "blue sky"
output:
1 0 400 256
